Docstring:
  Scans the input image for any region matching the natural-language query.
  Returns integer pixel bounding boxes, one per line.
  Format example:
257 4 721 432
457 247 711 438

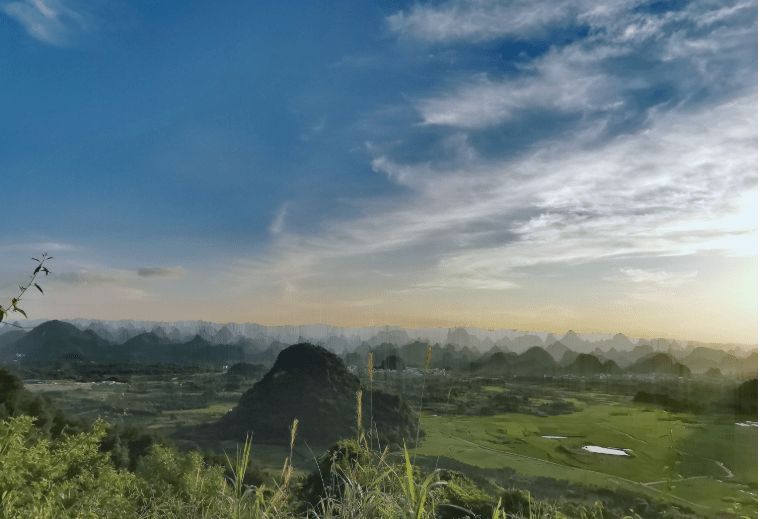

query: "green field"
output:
21 370 758 518
413 402 758 518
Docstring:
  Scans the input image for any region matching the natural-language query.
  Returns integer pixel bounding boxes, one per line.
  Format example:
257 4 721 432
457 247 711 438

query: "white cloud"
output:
403 0 754 129
695 1 755 27
416 50 612 127
387 0 615 42
269 203 289 235
213 0 757 300
387 0 750 45
3 0 87 46
619 268 698 286
232 93 756 295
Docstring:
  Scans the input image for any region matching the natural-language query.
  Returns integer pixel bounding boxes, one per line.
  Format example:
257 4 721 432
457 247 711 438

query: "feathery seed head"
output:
425 347 432 372
380 445 389 464
368 352 374 382
290 418 298 450
356 389 363 433
281 457 289 478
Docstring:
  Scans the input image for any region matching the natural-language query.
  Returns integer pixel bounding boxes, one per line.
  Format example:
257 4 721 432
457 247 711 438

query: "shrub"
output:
0 415 138 519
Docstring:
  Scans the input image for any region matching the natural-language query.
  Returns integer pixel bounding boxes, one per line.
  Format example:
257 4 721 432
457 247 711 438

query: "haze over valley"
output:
2 319 756 376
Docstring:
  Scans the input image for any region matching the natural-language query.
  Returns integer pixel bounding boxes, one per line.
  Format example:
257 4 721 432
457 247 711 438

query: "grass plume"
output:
356 389 365 446
290 418 298 451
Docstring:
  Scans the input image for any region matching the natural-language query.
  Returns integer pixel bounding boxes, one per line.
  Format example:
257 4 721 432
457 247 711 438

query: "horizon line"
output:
4 316 757 348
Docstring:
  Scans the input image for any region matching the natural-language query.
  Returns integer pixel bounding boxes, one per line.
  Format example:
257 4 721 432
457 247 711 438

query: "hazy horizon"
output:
1 0 756 345
5 317 757 352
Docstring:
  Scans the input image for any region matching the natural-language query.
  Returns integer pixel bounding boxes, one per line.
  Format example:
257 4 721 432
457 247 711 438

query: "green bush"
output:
0 415 138 519
135 443 227 517
0 414 237 519
433 470 494 519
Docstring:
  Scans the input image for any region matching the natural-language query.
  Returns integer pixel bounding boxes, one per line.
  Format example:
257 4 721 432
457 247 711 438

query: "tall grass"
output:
414 347 433 462
400 442 446 519
222 418 298 519
224 433 254 519
368 353 377 450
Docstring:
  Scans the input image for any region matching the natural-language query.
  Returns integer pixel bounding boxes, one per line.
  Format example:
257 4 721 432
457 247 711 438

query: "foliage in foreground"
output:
0 414 225 519
0 411 677 519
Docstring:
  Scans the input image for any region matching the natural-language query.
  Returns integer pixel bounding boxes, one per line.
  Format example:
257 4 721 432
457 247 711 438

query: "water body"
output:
582 445 630 456
735 421 758 427
541 435 567 439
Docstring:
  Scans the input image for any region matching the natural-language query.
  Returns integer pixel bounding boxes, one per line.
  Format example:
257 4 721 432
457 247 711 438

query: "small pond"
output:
582 445 630 456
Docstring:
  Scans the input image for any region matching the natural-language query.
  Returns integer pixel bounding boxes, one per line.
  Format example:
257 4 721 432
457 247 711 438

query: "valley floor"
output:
21 369 758 519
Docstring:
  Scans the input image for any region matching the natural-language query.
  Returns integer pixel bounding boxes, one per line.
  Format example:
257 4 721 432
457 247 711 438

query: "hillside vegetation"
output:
2 358 729 519
0 305 752 517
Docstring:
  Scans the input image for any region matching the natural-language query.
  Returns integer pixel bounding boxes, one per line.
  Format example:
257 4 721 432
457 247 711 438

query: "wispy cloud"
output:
0 242 76 253
136 266 186 279
619 268 698 286
388 0 755 45
232 92 756 295
206 0 756 324
416 53 612 128
299 120 326 142
269 203 289 235
37 242 76 252
387 0 606 42
56 265 186 284
56 269 123 286
411 0 754 130
3 0 89 46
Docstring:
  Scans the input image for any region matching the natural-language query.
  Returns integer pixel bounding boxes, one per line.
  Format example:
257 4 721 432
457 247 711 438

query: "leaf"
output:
32 258 40 262
34 265 41 274
404 442 415 503
34 283 43 295
14 308 27 318
10 299 17 308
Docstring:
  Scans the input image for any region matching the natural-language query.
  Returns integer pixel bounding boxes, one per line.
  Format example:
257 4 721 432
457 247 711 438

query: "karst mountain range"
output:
0 319 756 377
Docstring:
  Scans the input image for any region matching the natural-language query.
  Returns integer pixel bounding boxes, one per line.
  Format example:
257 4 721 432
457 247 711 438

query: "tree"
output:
0 253 52 328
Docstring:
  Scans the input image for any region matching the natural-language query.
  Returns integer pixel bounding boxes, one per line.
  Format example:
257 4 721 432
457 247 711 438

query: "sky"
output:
0 0 757 345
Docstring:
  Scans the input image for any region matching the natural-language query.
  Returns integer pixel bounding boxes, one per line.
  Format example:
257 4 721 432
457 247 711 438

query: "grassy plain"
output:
22 369 758 518
413 395 758 518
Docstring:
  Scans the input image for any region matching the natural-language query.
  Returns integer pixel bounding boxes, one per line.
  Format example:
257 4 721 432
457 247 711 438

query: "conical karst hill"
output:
215 343 420 448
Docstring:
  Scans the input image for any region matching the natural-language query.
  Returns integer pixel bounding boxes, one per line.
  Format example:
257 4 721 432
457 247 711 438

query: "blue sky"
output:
1 0 757 344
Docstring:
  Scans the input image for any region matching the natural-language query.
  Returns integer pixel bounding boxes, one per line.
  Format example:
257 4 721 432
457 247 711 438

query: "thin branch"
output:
0 253 52 326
